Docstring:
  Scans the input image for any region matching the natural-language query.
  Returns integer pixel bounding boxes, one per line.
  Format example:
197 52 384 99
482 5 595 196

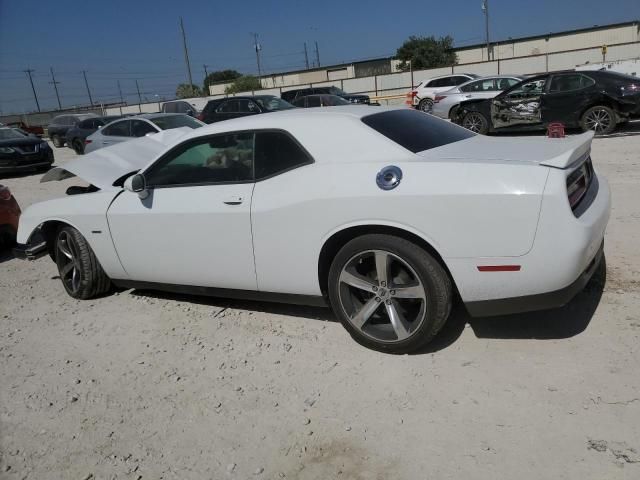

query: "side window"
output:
131 120 157 137
247 100 260 113
236 99 254 113
146 132 254 187
460 80 483 92
505 78 547 98
102 120 131 137
549 74 587 93
453 76 471 86
254 131 312 180
217 100 238 113
497 78 520 90
580 75 596 88
306 96 321 107
292 97 306 107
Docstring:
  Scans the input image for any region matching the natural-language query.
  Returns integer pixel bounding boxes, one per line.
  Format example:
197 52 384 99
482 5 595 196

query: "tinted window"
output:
162 102 177 113
131 120 158 137
292 97 306 107
461 79 496 92
150 115 203 130
497 78 520 90
452 76 471 85
254 131 312 180
146 132 254 187
362 110 475 153
549 74 589 93
306 96 321 107
236 99 258 113
505 78 547 97
78 119 95 129
102 120 130 137
217 100 238 113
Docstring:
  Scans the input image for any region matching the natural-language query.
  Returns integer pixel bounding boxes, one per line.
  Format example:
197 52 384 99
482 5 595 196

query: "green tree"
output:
395 35 457 71
204 69 242 92
224 75 262 94
175 83 202 98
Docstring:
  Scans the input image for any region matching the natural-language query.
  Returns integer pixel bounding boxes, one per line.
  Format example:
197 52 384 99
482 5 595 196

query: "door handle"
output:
223 195 244 205
464 95 472 98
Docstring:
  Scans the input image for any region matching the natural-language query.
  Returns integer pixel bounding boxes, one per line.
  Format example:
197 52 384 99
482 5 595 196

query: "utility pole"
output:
482 0 491 61
135 80 143 112
252 33 262 78
49 67 62 110
82 70 94 106
314 41 320 67
24 69 40 112
304 43 309 69
203 64 209 95
117 80 125 104
179 17 194 88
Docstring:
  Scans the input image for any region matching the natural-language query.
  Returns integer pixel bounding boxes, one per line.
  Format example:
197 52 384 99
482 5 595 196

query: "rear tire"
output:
580 105 616 135
327 234 452 354
418 98 434 113
72 138 84 155
51 135 63 148
462 111 489 135
55 226 111 299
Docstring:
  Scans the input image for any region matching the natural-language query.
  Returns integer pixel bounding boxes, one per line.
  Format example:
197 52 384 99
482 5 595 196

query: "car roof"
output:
125 113 183 120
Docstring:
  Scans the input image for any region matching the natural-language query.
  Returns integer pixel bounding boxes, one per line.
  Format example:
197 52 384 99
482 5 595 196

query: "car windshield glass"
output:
150 115 203 130
254 97 295 111
362 109 475 153
329 87 347 96
0 128 27 140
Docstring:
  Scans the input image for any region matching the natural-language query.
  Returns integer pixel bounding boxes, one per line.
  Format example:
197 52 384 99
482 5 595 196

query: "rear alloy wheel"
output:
581 106 616 135
462 111 489 134
51 135 63 148
418 98 434 113
72 138 84 155
328 234 452 354
55 226 111 299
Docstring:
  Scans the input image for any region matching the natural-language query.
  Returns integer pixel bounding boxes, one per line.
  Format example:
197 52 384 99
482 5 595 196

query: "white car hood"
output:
419 131 594 169
41 128 191 190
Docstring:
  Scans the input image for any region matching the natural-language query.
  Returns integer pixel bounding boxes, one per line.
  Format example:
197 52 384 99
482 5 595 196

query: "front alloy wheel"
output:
55 226 111 299
462 112 488 134
581 106 616 135
328 234 452 353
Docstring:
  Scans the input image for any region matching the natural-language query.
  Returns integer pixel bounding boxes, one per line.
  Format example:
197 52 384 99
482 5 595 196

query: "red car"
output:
6 121 44 137
0 185 21 249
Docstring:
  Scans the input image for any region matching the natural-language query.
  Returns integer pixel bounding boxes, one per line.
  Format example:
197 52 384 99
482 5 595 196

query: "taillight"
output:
434 95 446 103
567 158 593 211
0 186 11 201
197 113 205 121
85 139 92 145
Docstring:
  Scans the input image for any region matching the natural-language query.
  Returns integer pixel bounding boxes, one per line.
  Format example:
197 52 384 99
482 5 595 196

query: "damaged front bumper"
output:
13 240 47 260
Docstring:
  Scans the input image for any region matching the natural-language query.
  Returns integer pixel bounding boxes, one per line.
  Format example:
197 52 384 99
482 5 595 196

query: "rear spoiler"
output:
539 131 594 169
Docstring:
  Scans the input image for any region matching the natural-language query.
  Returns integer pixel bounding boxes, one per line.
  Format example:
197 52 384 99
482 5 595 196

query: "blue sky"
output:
0 0 638 114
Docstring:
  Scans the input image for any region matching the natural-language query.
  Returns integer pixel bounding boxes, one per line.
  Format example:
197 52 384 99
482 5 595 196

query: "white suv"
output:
407 73 479 112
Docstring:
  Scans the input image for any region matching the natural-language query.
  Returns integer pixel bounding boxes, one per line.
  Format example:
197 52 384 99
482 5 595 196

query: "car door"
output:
542 74 597 126
490 77 548 129
107 131 257 289
99 120 132 147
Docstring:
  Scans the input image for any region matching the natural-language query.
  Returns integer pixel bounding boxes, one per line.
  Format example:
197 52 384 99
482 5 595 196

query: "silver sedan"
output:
431 76 524 120
85 113 204 153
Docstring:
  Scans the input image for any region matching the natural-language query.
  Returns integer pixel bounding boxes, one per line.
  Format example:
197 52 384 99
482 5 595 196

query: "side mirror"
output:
124 173 149 199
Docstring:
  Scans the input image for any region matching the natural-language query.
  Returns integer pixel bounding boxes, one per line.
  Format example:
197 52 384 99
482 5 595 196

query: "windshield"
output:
150 115 204 130
329 86 347 96
255 96 295 111
0 128 27 140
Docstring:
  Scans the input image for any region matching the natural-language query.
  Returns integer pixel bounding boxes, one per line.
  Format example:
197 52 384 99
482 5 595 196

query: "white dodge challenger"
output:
15 106 610 353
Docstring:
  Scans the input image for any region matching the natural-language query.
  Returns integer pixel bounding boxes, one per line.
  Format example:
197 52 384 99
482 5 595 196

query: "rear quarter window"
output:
362 109 475 153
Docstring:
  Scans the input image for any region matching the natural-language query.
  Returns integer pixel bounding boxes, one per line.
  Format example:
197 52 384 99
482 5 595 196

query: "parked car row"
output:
411 70 640 135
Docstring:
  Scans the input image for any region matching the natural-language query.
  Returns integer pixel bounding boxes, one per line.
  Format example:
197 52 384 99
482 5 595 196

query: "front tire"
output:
55 226 111 299
418 98 434 113
581 105 616 135
462 111 489 134
328 234 452 354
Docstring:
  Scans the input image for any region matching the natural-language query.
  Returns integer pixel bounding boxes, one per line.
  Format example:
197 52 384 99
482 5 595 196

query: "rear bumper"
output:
465 240 603 316
13 240 47 260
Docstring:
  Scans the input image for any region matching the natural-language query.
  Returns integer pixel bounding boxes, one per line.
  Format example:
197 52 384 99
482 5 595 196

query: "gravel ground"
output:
1 125 639 480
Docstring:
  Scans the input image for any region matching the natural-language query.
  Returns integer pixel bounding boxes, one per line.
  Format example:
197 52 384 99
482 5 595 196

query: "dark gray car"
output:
47 113 98 148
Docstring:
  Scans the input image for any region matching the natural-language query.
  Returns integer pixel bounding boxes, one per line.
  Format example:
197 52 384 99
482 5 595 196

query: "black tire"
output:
462 111 489 135
580 105 617 135
51 135 63 148
55 226 111 299
71 138 84 155
448 105 460 120
418 98 434 113
327 234 452 354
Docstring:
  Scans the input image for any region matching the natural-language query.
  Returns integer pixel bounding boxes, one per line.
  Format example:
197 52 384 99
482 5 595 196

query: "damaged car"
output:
453 70 640 135
14 107 610 353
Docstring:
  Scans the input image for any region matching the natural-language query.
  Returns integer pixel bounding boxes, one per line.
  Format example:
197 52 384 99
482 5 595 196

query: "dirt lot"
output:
1 125 639 480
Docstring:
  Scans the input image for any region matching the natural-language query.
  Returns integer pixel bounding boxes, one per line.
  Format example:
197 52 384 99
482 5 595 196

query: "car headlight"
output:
0 147 15 154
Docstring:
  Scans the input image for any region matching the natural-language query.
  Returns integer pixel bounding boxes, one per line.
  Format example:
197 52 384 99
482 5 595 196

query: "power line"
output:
180 17 194 87
82 70 94 105
24 69 41 112
49 67 62 110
